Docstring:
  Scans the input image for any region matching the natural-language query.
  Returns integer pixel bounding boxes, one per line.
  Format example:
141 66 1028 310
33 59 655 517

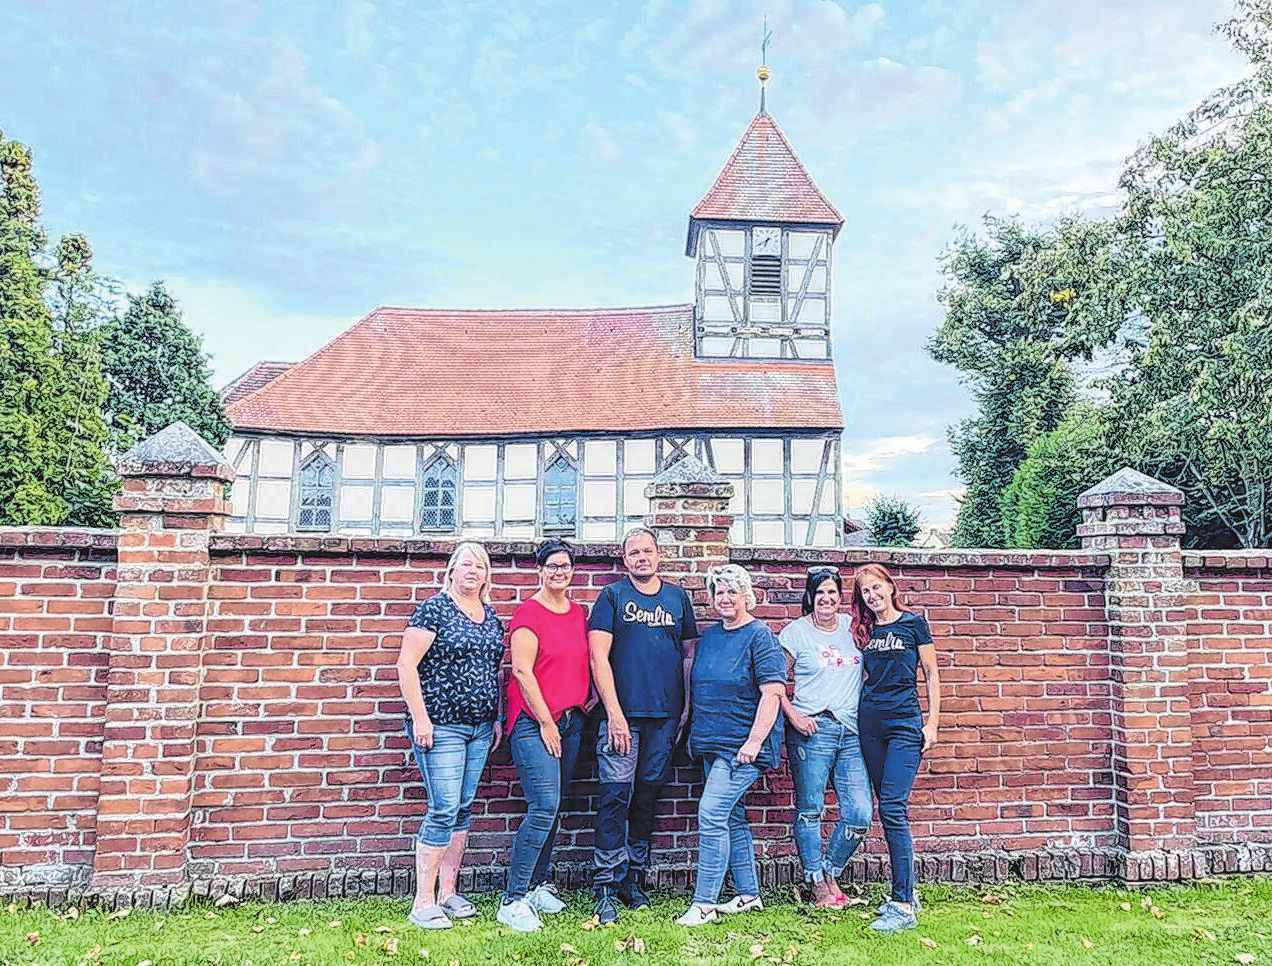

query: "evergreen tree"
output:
0 131 114 525
865 493 922 547
99 282 231 453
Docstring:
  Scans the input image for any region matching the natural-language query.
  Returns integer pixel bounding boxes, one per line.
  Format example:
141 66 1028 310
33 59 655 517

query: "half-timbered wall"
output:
225 431 842 547
693 225 833 359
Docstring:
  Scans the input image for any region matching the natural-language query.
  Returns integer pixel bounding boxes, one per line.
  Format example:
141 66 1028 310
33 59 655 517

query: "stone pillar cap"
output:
116 421 235 482
644 455 734 499
1078 467 1183 508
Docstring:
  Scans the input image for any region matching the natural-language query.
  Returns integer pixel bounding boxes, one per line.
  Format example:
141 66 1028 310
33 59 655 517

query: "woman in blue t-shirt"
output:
678 564 786 928
850 563 941 934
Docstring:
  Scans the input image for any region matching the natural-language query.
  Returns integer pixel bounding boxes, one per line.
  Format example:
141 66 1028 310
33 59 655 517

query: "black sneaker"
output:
593 887 620 925
617 875 651 910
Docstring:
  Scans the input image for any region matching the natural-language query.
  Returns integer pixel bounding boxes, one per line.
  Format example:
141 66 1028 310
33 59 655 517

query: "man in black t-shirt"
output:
588 527 698 924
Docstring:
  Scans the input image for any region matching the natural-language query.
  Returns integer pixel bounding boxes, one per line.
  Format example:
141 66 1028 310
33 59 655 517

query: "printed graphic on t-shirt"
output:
866 632 910 653
621 600 677 627
818 643 858 668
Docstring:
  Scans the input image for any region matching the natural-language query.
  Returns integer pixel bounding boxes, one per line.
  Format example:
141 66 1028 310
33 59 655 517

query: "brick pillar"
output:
643 456 735 599
1077 468 1195 859
90 422 233 900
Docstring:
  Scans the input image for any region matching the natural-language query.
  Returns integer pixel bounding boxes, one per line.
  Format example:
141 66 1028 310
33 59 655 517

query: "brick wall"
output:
2 438 1271 904
0 531 116 890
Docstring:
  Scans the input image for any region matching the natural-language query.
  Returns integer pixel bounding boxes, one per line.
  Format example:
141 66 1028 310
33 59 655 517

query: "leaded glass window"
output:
420 456 458 532
542 457 577 536
297 451 335 531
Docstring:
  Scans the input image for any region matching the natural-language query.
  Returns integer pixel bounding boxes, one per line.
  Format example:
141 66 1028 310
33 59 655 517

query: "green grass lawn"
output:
3 879 1270 966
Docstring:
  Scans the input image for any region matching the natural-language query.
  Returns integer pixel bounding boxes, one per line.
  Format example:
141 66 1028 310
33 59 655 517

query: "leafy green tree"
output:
0 131 114 526
928 219 1090 547
1001 406 1120 549
99 282 231 453
865 493 921 547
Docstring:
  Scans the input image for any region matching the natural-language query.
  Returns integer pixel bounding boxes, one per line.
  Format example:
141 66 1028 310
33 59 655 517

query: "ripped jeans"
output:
786 715 872 880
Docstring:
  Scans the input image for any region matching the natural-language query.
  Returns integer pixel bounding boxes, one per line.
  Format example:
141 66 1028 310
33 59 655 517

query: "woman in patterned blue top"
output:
396 541 504 930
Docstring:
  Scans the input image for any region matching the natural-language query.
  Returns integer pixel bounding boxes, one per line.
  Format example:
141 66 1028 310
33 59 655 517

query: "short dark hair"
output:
620 526 659 554
801 566 843 616
535 539 575 567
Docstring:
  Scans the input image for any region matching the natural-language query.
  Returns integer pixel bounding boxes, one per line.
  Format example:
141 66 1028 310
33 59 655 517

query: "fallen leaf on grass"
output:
298 928 311 936
966 935 982 946
1234 955 1255 965
6 903 17 916
108 908 131 920
1194 930 1216 942
154 919 165 930
1120 902 1132 911
251 926 265 934
981 910 993 919
63 906 81 921
1141 897 1153 910
137 960 153 966
859 912 872 921
289 954 301 963
580 917 599 931
329 920 342 928
561 945 580 954
633 938 646 954
1151 906 1164 919
26 932 39 947
354 933 368 947
840 897 868 907
1082 938 1093 949
376 925 393 933
214 894 238 908
981 893 1002 905
918 936 938 949
382 937 399 955
749 944 766 960
784 944 797 962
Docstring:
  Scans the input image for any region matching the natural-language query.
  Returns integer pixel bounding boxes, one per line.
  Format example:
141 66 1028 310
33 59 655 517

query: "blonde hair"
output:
443 541 493 604
706 564 757 611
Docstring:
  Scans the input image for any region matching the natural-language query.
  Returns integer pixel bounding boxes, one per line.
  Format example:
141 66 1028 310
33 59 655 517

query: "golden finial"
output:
758 17 773 114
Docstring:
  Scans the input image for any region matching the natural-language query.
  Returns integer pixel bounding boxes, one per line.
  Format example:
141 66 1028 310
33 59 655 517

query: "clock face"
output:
753 227 781 256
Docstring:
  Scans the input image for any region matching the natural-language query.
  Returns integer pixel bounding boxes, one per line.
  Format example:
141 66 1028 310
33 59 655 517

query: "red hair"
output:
848 563 906 650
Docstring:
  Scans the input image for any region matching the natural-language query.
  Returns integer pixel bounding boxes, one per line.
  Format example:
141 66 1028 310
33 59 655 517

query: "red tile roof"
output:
687 113 843 254
226 305 842 437
221 361 294 405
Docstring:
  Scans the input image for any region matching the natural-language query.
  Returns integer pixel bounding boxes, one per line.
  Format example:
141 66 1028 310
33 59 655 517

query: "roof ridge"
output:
370 302 694 316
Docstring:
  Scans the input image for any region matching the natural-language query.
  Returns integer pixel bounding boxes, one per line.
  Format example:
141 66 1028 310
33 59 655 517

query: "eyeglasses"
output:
807 565 840 575
541 562 573 574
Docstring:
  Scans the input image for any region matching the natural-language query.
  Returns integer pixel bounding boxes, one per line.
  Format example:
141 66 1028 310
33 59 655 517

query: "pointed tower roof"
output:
686 112 843 254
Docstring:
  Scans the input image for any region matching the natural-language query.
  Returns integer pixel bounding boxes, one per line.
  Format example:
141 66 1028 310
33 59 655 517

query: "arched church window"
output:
420 455 458 532
297 451 335 531
542 457 577 536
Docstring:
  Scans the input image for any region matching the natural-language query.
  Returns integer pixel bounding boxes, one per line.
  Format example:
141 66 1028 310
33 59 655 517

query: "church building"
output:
223 94 846 547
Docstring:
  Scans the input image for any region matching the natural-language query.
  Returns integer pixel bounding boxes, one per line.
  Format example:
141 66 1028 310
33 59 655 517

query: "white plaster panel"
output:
380 486 415 522
751 438 784 472
713 229 745 257
729 520 745 544
751 337 782 357
583 481 617 516
382 445 416 480
462 523 495 538
750 298 780 322
625 440 655 474
624 479 649 516
343 444 377 479
503 523 535 540
257 439 294 477
463 486 496 520
725 482 745 513
225 517 246 534
726 263 744 289
792 439 824 475
584 440 616 476
821 486 837 515
465 444 497 482
703 295 735 320
256 480 292 519
814 521 836 547
255 521 288 535
787 232 824 259
224 437 247 467
752 520 786 545
794 299 826 324
791 479 816 516
340 485 373 519
582 520 615 542
751 479 785 514
229 479 249 516
504 444 537 480
504 483 537 520
712 438 744 474
381 526 413 537
700 336 734 356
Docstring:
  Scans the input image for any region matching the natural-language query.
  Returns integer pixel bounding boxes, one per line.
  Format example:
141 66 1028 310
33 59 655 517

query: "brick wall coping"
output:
1183 549 1272 570
732 545 1112 569
208 533 624 562
0 526 119 551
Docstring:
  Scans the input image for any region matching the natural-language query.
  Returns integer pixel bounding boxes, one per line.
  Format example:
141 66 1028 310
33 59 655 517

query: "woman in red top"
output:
497 540 592 933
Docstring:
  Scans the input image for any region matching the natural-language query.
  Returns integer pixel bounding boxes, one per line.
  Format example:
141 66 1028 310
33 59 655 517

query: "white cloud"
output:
585 121 624 164
842 434 938 480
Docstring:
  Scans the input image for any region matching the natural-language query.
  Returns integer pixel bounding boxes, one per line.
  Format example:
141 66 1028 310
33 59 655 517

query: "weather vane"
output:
758 16 773 114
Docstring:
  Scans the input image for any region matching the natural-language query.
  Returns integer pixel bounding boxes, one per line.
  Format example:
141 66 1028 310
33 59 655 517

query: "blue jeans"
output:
858 711 924 904
506 709 584 899
787 716 872 879
406 717 493 848
593 716 678 887
692 754 762 905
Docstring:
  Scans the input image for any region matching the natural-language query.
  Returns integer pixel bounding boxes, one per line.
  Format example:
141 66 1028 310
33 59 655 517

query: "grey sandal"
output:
439 893 478 919
408 905 453 929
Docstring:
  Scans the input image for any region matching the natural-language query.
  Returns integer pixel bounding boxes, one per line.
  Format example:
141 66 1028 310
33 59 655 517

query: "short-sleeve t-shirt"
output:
589 578 698 719
506 597 591 733
859 611 933 719
689 620 787 770
779 616 864 733
406 592 504 725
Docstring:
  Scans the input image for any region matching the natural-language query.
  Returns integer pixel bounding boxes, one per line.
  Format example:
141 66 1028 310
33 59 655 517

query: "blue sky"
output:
1 0 1249 530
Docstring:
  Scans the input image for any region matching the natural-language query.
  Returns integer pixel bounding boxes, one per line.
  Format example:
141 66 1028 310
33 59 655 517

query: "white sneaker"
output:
716 895 763 914
496 897 543 933
526 882 566 915
676 904 719 927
